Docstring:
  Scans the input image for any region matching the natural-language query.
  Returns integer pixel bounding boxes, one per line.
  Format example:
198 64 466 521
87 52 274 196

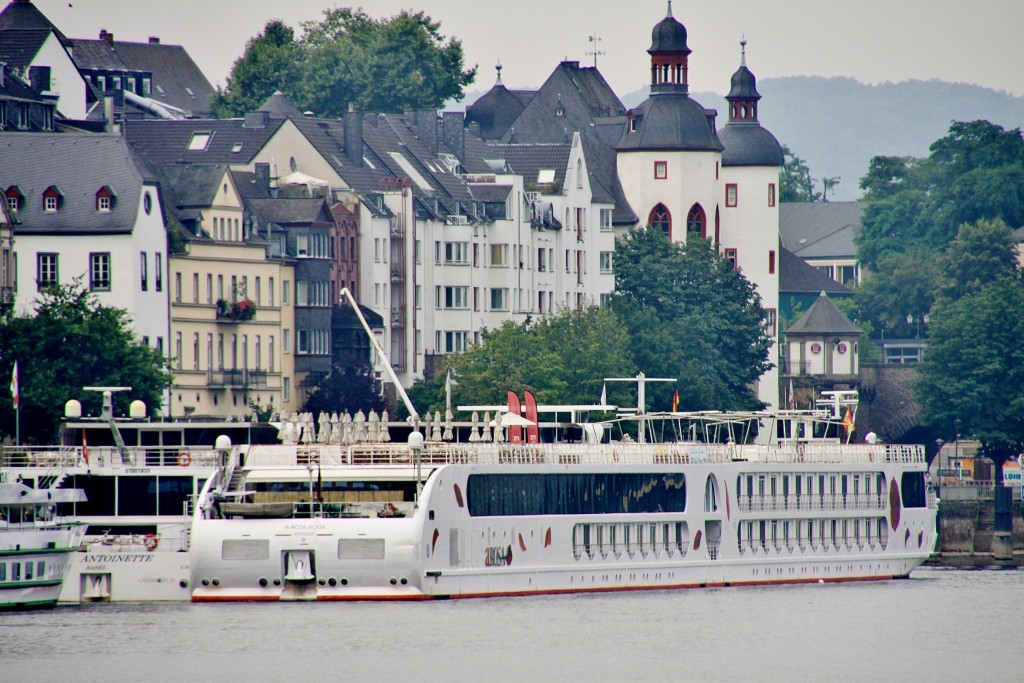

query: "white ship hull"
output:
190 444 937 601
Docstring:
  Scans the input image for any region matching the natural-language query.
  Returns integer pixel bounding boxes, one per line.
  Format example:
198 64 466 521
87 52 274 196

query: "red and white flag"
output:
10 361 18 408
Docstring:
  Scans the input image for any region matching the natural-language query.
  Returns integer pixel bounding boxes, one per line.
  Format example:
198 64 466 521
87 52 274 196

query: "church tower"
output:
615 6 781 415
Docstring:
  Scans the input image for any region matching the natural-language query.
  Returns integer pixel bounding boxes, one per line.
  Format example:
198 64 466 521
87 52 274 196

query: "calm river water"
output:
1 567 1021 682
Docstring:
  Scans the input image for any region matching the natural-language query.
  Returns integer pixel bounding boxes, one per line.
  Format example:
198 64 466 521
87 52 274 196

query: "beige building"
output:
166 167 295 419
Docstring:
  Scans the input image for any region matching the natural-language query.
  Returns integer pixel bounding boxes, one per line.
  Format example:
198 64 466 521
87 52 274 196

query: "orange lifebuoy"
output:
143 533 159 552
177 452 191 467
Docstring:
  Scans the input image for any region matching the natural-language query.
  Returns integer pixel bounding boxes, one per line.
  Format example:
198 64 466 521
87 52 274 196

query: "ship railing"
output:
0 445 222 470
740 443 925 464
736 493 889 514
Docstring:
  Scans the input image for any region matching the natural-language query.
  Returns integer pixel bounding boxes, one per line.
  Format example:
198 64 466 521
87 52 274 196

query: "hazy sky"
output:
35 0 1023 99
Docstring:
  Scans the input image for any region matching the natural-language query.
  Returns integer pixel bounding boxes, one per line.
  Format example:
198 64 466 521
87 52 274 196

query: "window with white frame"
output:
155 253 163 292
726 184 738 207
140 252 148 291
490 288 508 311
444 331 469 353
599 251 613 273
444 241 469 264
443 286 469 309
37 252 58 289
600 209 613 231
489 243 508 267
89 252 110 290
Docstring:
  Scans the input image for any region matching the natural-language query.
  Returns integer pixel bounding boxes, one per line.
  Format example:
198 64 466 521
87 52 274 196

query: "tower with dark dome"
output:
615 8 781 416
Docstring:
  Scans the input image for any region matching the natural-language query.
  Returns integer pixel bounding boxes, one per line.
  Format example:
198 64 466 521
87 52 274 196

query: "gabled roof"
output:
0 132 147 233
246 197 332 226
780 201 865 259
0 0 70 46
487 142 571 189
466 80 534 141
70 38 216 115
786 291 861 335
154 163 228 208
124 116 287 165
779 246 851 296
0 27 49 68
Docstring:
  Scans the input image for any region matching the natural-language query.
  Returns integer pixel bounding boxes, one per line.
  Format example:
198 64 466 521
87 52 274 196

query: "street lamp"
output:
954 418 961 484
934 438 944 495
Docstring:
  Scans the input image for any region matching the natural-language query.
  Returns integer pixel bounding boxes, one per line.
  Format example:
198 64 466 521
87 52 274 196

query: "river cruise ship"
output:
188 395 937 601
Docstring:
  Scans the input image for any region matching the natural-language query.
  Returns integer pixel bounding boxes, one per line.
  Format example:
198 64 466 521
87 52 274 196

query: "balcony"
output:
208 369 268 389
0 285 13 306
216 298 256 323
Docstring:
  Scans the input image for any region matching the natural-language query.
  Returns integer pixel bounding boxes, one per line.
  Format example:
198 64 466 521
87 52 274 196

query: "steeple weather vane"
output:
587 34 605 68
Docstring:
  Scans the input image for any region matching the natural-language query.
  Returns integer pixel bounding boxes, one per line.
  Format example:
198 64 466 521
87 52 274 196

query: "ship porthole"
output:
259 577 268 587
201 578 210 586
211 578 220 586
340 578 348 586
273 578 282 586
328 577 338 586
179 579 189 589
318 578 327 586
390 577 398 585
400 577 408 585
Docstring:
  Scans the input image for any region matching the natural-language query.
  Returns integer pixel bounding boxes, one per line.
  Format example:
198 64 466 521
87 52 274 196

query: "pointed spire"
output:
667 0 673 17
495 60 503 85
740 37 747 66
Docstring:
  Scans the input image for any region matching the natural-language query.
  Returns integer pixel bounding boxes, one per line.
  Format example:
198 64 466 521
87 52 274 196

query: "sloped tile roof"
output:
0 27 49 68
0 0 70 46
246 197 332 225
0 61 46 102
0 132 145 234
71 38 216 116
487 142 570 187
779 246 851 295
124 116 286 165
787 290 861 335
780 201 864 259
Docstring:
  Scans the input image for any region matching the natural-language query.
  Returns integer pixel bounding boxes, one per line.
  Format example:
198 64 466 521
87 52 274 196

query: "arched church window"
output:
648 204 671 239
687 204 706 239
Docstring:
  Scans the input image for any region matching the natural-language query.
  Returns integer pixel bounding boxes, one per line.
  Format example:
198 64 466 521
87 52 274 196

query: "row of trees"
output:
405 229 771 417
850 120 1024 481
213 9 476 117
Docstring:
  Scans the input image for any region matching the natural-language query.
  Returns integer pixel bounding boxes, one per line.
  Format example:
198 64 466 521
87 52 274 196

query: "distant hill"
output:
622 77 1024 201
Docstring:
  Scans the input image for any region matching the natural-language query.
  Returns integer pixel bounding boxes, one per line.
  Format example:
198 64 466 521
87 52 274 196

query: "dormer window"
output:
96 186 116 212
42 186 63 212
5 186 23 213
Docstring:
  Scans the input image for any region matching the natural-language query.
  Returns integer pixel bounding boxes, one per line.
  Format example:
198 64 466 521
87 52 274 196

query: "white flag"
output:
445 370 452 413
10 361 18 408
599 382 606 406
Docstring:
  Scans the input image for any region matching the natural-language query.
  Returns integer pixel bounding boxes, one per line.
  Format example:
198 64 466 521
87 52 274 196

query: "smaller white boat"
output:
0 481 86 610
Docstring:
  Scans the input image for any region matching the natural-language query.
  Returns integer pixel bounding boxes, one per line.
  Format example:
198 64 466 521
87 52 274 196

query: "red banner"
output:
523 390 539 444
507 390 523 443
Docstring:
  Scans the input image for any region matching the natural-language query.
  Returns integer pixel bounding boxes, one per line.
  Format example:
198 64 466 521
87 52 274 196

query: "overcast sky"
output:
37 0 1023 99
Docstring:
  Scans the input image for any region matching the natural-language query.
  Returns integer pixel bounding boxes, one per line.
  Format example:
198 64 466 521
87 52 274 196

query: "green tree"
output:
856 120 1024 270
779 144 821 202
302 364 386 416
916 276 1024 484
212 20 302 118
934 218 1018 305
215 9 475 118
610 229 771 411
0 283 171 443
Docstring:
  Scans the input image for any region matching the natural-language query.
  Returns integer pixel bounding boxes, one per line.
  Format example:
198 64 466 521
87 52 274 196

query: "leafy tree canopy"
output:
610 229 772 411
302 364 386 416
779 144 822 203
0 283 172 444
916 275 1024 483
856 120 1024 271
404 306 635 418
214 9 476 118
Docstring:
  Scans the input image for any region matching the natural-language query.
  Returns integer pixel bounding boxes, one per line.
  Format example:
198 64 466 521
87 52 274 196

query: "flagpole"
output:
11 361 18 447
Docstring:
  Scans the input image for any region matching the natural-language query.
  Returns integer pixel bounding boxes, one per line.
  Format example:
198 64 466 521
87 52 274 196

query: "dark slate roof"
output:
503 61 635 224
0 27 49 68
70 38 216 115
616 93 723 152
229 169 273 201
780 201 864 259
727 65 760 100
154 163 226 207
246 197 332 226
465 82 529 141
0 1 70 46
0 132 145 233
779 247 851 296
487 143 571 188
719 123 783 166
786 291 861 335
649 9 689 54
124 116 287 165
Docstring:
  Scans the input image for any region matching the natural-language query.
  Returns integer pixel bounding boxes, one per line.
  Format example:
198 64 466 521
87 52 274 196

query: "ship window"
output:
901 472 927 508
158 476 194 515
466 473 686 517
222 539 270 560
69 475 115 516
119 476 158 516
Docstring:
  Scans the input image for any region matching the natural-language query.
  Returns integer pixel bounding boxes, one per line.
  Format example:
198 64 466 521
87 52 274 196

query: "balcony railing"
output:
208 369 268 388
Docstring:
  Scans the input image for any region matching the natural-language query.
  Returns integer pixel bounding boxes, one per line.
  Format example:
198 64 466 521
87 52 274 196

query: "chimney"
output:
441 111 466 163
103 95 116 133
99 29 114 45
148 36 160 44
344 109 363 167
254 163 271 193
416 110 439 156
243 111 269 128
